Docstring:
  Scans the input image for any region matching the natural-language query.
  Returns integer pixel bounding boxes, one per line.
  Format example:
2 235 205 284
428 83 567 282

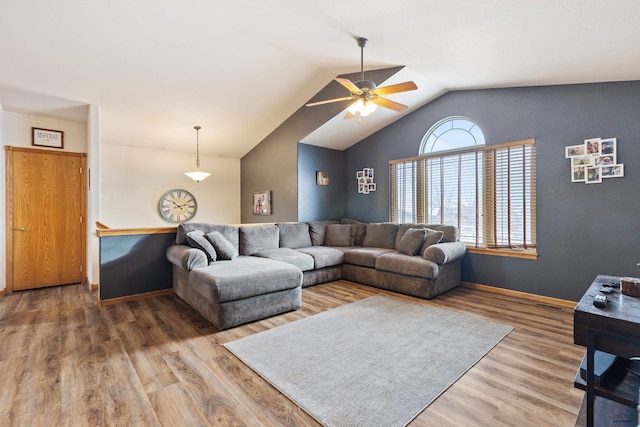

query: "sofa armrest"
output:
166 244 208 271
422 241 466 265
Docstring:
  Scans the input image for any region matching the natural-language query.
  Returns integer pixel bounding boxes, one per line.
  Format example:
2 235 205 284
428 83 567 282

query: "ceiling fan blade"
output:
344 109 356 120
374 81 417 96
372 97 409 112
335 78 362 94
306 96 354 107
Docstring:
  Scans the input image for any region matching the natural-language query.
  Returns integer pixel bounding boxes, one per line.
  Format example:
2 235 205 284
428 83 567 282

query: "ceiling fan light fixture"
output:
347 98 377 117
305 37 417 118
185 125 210 182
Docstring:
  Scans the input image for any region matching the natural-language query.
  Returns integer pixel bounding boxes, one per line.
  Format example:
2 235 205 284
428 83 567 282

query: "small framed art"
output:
253 191 272 215
32 127 64 149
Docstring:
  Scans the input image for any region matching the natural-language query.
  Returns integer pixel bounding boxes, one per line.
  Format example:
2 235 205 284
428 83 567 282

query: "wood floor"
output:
0 281 586 426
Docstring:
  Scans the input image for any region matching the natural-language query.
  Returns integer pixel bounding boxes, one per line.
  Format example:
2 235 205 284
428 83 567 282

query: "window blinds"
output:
390 139 536 249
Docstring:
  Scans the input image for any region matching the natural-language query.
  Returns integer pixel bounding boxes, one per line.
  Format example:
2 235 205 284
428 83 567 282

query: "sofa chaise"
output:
166 219 466 330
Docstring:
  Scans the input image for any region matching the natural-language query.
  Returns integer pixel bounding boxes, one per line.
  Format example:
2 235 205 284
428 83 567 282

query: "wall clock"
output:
158 189 197 223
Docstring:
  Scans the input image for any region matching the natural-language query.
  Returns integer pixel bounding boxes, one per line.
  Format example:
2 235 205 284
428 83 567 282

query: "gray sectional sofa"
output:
166 219 466 330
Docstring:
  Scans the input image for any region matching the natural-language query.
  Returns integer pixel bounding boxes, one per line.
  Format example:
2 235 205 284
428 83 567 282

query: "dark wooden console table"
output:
574 274 640 427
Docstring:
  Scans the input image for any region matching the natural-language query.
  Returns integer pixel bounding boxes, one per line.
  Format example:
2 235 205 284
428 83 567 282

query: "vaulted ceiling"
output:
1 1 639 157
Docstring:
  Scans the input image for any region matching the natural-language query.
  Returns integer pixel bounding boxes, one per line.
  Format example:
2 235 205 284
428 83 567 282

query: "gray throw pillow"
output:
420 228 445 256
397 228 426 256
186 230 217 263
205 231 238 260
277 222 312 249
362 223 398 249
324 224 352 247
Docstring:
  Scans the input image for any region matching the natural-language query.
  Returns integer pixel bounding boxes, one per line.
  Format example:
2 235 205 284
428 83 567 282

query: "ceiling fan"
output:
306 37 417 120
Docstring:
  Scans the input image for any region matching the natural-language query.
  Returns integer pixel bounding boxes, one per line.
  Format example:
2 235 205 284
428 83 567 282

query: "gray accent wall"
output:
343 81 640 301
298 143 344 221
241 67 403 223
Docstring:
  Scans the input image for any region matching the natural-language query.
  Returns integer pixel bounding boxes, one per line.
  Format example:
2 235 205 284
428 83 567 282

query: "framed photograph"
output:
316 171 329 186
594 154 616 166
585 166 602 184
366 168 374 179
356 171 364 179
565 144 586 158
252 191 271 215
358 183 365 193
572 155 593 167
368 183 377 192
585 138 601 155
571 166 586 182
32 127 64 149
602 164 624 178
600 138 616 155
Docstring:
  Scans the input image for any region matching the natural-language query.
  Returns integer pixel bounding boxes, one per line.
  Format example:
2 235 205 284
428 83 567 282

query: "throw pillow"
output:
205 231 238 260
324 224 352 247
277 223 312 249
397 228 426 256
362 223 398 249
420 228 445 256
185 230 217 263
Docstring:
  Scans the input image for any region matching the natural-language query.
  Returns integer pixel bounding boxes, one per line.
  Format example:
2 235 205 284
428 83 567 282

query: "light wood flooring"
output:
0 281 586 426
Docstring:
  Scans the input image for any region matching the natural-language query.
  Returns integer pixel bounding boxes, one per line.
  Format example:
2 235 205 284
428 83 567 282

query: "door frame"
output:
5 146 87 294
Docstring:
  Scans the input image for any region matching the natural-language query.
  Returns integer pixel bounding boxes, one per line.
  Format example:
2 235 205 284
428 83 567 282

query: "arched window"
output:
419 116 485 154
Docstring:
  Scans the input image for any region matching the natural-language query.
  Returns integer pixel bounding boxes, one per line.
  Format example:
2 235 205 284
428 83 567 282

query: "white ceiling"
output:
1 0 639 157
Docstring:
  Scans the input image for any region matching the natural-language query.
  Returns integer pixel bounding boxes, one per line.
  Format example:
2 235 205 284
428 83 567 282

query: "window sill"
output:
466 246 538 260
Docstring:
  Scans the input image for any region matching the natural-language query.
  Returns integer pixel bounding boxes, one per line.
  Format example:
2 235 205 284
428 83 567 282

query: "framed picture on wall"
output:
585 166 602 184
316 171 329 186
32 127 64 149
253 191 271 215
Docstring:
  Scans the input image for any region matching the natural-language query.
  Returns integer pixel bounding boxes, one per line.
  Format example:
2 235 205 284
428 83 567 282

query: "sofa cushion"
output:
375 252 439 280
253 248 315 272
423 241 467 264
324 224 352 247
341 218 367 246
297 246 345 269
205 231 238 260
343 247 396 268
177 223 239 249
185 230 217 263
397 228 426 256
239 225 279 255
166 244 208 271
277 223 312 249
307 220 340 246
420 228 445 256
188 256 302 304
362 223 398 249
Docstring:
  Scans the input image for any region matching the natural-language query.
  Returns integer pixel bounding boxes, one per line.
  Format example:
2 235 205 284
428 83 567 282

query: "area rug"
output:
224 294 513 427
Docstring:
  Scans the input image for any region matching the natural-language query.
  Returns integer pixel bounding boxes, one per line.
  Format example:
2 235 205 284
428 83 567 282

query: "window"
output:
390 117 536 251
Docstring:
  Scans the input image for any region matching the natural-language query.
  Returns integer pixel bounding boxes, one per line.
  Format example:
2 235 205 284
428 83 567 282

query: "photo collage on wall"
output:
356 168 376 194
565 137 624 184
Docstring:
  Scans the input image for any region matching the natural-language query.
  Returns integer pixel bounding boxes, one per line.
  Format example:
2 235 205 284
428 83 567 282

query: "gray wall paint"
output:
344 81 640 301
241 67 402 223
298 143 344 221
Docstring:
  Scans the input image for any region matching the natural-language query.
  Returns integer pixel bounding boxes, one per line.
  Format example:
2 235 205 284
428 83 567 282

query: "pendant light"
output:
185 125 210 182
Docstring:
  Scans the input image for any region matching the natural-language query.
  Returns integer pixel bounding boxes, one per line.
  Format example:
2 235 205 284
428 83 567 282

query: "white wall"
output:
100 143 240 228
2 111 87 152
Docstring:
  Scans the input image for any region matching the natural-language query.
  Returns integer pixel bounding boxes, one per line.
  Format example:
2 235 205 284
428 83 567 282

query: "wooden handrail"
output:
96 226 177 237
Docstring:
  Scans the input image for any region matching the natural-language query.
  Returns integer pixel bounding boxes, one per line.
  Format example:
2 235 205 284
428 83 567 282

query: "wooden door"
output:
6 147 86 291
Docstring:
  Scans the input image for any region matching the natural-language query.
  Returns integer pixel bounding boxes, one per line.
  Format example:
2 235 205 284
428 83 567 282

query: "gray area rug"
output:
224 294 513 427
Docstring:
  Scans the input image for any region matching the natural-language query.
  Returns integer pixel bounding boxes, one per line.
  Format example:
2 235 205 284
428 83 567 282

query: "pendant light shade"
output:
185 125 210 182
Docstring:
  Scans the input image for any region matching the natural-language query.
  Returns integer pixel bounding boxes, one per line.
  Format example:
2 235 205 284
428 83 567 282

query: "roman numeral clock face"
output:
159 189 197 223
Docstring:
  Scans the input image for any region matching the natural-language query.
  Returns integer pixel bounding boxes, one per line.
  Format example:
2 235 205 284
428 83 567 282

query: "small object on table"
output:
593 294 607 308
621 277 640 297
